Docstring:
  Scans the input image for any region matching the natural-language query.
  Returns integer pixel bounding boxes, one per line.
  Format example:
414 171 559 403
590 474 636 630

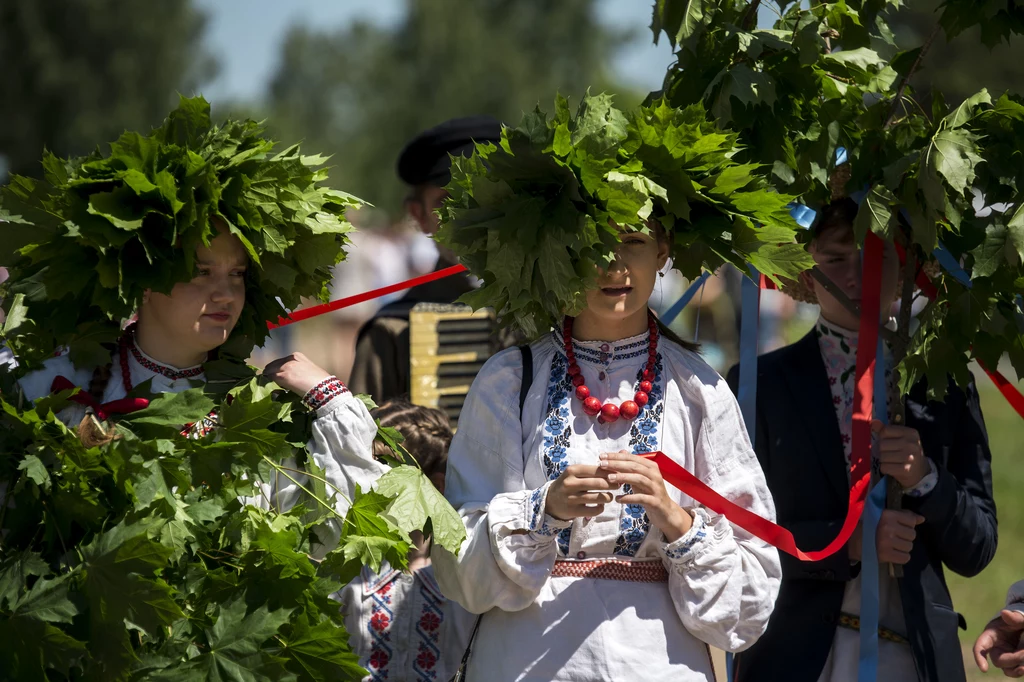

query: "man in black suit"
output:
728 199 997 682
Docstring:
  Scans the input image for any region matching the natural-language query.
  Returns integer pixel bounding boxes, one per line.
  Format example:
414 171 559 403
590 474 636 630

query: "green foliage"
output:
437 93 811 337
0 379 466 681
0 96 362 371
651 0 1024 398
265 0 632 214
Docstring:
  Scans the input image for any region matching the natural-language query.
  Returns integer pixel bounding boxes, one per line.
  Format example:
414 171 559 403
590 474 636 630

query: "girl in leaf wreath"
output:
0 97 389 554
430 96 786 681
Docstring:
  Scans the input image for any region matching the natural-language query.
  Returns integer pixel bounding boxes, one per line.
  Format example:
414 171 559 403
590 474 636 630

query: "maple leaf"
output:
374 466 467 557
279 616 367 682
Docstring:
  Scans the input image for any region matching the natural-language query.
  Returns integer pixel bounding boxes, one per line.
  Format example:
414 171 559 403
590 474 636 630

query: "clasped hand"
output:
544 450 693 542
872 420 931 489
848 510 925 565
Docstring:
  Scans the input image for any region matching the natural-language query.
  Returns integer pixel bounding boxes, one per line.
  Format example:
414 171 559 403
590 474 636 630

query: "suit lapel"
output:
781 331 850 501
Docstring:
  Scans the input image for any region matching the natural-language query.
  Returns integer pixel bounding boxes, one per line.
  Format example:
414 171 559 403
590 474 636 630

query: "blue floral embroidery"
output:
613 353 665 557
541 353 574 556
664 510 708 561
529 487 543 530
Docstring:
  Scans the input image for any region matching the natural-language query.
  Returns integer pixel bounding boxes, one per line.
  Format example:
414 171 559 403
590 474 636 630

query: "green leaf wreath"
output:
0 95 361 371
437 93 813 338
0 98 467 681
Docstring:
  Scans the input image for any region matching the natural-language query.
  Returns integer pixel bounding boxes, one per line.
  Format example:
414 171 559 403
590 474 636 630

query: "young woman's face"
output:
141 230 248 358
807 223 899 330
582 228 670 325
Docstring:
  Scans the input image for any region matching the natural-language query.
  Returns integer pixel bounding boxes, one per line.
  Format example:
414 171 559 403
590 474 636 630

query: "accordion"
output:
408 302 506 428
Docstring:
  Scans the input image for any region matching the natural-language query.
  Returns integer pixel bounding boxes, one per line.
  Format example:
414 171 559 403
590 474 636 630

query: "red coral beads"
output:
563 314 658 424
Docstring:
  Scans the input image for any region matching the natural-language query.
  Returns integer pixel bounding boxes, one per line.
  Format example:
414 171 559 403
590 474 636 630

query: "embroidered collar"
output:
360 562 444 601
548 329 651 366
128 333 205 381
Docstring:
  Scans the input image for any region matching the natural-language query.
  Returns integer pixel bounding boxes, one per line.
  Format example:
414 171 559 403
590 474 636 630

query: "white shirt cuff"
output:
528 481 573 537
903 459 938 497
659 507 710 566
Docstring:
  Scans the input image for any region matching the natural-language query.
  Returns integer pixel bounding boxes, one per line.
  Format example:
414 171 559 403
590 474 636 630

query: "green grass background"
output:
952 376 1024 680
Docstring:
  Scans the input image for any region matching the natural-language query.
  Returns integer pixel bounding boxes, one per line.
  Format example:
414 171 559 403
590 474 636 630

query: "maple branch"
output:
742 0 762 31
261 457 346 521
884 24 942 129
0 471 18 545
881 233 921 579
274 464 354 506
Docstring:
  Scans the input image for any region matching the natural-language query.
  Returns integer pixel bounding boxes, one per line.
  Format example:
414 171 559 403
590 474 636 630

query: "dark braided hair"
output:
370 400 452 478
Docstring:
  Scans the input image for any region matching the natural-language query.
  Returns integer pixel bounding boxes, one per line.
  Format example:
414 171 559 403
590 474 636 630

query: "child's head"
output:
799 198 900 330
579 222 671 328
136 219 249 366
371 400 452 493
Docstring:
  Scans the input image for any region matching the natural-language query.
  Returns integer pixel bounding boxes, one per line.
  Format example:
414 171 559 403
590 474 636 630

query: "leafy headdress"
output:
0 96 361 372
436 93 814 338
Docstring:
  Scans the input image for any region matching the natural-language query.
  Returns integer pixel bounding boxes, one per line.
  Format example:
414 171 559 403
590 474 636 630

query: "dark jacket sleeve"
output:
348 320 403 405
903 376 998 578
726 363 856 583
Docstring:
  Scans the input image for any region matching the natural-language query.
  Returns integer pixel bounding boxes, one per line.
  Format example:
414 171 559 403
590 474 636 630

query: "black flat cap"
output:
397 115 502 187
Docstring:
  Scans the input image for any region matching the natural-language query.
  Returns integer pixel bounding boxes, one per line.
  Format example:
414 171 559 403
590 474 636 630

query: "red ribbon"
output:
978 360 1024 417
634 235 886 561
50 376 150 421
266 264 470 330
640 451 871 560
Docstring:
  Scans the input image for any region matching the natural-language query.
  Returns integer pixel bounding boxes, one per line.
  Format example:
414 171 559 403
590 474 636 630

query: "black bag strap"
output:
518 344 533 419
451 344 533 682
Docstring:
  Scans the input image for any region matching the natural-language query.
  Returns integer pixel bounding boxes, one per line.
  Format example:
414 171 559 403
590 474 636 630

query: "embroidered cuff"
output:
301 376 349 412
659 508 709 564
527 482 572 537
902 459 938 498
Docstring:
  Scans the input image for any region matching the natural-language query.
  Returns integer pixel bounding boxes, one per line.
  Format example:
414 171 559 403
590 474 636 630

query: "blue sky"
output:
194 0 680 103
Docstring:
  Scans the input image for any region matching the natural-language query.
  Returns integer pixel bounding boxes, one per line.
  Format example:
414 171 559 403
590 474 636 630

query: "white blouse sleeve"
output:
255 377 385 558
657 370 782 653
431 348 571 615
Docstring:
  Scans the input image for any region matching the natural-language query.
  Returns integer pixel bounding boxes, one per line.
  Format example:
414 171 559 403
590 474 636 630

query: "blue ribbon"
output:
789 203 819 229
859 478 888 682
857 331 889 682
737 266 760 453
725 266 762 682
661 271 710 326
933 241 972 288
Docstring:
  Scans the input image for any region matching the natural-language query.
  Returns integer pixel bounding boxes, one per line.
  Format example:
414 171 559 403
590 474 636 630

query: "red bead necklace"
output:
563 313 658 424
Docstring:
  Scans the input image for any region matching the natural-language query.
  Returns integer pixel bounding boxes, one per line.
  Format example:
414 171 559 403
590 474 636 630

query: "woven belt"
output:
837 612 910 645
551 558 668 583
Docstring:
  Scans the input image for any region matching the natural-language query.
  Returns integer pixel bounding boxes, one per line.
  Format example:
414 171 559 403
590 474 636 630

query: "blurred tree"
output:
887 0 1024 104
266 0 632 213
0 0 216 180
